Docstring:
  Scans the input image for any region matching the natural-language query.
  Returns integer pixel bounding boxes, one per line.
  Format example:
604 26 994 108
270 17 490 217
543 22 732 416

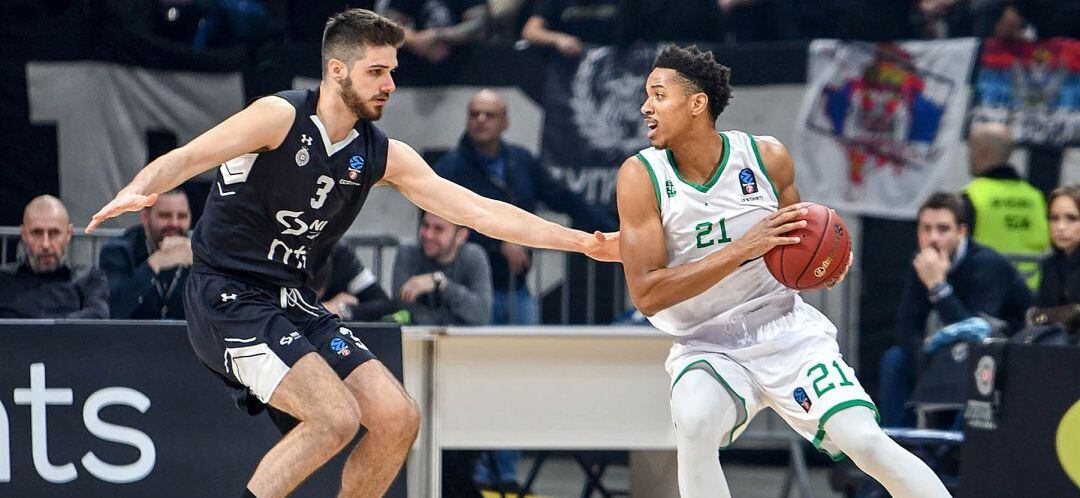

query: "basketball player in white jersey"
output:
616 45 949 497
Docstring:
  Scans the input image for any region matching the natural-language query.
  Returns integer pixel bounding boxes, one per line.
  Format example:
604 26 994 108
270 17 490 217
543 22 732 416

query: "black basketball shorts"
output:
184 269 377 408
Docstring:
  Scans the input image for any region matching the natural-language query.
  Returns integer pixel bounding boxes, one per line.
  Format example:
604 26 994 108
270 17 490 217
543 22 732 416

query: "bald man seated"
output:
0 195 109 318
961 122 1049 288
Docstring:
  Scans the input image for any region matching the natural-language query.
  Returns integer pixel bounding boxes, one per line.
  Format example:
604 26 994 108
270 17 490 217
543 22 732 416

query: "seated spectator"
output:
0 196 108 318
313 244 410 324
521 0 624 58
393 211 490 496
99 189 191 320
381 0 488 64
962 122 1049 289
436 89 616 326
880 192 1031 427
392 211 491 326
1037 184 1080 308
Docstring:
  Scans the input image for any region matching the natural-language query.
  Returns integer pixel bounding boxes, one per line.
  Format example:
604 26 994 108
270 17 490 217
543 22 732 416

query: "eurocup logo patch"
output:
330 337 351 357
793 387 812 412
348 155 365 180
739 168 758 195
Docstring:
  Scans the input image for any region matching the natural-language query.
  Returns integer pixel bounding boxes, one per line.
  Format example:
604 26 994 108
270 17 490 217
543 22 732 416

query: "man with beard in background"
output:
100 188 192 319
0 195 108 318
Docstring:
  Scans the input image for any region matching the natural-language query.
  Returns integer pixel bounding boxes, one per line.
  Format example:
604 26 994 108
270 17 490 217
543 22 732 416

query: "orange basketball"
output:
763 203 851 291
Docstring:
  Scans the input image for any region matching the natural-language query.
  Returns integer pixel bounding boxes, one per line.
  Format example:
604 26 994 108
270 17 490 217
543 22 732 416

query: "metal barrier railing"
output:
503 252 630 325
0 226 401 296
0 226 125 269
0 226 859 333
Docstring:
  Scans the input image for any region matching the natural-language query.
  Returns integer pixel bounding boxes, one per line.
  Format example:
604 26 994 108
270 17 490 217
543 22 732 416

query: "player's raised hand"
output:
583 230 620 262
734 203 808 260
86 191 159 233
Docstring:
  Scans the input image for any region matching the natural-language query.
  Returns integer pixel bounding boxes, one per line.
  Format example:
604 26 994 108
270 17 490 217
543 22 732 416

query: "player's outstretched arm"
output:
87 96 295 232
382 139 619 262
617 155 805 316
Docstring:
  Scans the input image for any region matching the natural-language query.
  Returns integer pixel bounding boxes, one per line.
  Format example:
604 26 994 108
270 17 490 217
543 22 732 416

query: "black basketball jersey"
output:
192 88 389 289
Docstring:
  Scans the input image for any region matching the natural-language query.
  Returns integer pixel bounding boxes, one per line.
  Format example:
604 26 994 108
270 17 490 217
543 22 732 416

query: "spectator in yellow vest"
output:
961 122 1049 289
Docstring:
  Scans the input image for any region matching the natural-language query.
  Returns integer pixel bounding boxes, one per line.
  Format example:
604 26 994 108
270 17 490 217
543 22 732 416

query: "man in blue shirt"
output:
436 89 617 326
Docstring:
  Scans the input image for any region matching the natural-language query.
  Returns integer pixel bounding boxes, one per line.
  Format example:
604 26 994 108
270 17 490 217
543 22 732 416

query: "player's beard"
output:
339 76 384 121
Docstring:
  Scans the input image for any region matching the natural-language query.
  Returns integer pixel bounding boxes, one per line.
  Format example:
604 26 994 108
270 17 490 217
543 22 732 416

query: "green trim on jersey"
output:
811 399 881 461
666 132 730 193
671 358 748 449
747 133 780 199
636 153 663 210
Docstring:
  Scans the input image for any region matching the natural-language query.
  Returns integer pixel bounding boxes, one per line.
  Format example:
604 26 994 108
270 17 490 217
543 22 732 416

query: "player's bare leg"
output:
826 407 950 497
338 360 421 497
248 353 363 498
670 369 736 498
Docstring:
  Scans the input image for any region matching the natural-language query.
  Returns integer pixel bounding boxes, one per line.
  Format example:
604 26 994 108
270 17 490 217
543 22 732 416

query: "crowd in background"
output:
2 0 1080 495
3 0 1078 57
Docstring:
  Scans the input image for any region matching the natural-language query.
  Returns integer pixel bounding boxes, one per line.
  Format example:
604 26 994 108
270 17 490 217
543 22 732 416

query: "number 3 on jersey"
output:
310 175 333 208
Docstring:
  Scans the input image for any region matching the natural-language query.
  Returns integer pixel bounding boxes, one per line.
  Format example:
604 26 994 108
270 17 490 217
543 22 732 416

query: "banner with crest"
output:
970 37 1080 148
791 39 979 219
538 46 658 208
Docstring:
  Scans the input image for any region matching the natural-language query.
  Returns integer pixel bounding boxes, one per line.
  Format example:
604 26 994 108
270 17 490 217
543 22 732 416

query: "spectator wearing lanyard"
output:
100 189 192 319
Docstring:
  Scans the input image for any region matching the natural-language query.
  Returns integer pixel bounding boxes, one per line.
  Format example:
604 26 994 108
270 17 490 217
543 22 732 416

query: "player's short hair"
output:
322 9 405 70
652 45 733 122
918 192 966 226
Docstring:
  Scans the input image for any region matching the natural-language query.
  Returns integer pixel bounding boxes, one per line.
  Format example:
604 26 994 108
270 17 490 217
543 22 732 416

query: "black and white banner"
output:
539 47 658 208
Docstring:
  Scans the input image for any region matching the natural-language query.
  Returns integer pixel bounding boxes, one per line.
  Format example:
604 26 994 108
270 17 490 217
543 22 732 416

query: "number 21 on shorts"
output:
806 360 854 397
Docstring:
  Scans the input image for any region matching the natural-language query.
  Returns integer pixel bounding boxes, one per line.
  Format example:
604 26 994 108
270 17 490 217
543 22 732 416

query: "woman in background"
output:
1037 184 1080 307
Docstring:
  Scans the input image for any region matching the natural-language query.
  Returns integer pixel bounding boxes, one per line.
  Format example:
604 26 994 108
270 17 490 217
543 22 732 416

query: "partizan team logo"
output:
297 134 312 167
974 355 996 396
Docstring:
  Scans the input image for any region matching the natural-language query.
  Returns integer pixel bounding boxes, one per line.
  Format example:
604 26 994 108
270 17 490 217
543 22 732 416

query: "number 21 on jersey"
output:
695 218 732 249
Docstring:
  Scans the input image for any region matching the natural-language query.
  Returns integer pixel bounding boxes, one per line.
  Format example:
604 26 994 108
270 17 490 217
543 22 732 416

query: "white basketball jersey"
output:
637 130 795 336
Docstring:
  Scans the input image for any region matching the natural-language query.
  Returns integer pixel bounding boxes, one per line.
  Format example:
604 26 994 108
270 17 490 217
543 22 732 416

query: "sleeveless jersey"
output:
192 88 389 289
636 130 795 336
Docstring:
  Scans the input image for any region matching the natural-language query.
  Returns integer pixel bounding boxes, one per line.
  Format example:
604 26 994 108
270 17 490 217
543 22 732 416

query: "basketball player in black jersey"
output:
87 9 619 498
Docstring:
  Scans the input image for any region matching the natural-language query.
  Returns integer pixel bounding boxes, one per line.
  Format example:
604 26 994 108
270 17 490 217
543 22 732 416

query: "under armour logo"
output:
300 134 313 146
221 293 237 302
